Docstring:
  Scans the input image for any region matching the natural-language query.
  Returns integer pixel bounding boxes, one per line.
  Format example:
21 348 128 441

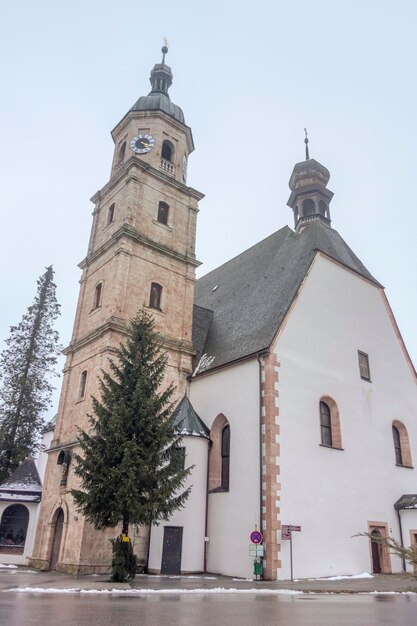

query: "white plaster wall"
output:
190 359 261 579
276 253 417 579
0 501 39 565
149 434 208 573
35 428 54 482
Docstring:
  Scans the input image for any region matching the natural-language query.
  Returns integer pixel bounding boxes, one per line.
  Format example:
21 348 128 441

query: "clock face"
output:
130 134 155 154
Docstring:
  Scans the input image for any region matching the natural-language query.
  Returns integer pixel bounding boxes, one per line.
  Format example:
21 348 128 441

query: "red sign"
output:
281 524 301 540
250 530 263 544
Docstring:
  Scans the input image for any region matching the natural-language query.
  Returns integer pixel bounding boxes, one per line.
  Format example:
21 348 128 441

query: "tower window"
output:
302 198 315 217
358 351 371 381
161 140 173 162
392 426 402 465
118 141 126 163
107 203 115 225
93 283 103 309
157 201 169 225
319 200 327 216
149 283 162 310
79 370 87 398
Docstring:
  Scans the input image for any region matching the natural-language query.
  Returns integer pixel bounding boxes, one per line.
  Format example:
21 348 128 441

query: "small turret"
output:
287 131 334 231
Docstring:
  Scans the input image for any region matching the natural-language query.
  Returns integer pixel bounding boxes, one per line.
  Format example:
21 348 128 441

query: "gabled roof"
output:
0 457 42 502
172 395 210 439
192 221 381 373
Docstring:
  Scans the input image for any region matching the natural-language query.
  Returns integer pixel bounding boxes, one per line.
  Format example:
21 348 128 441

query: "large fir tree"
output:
0 266 61 482
72 311 191 579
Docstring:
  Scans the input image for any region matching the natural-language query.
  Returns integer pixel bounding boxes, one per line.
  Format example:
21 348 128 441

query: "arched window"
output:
79 370 87 398
221 425 231 490
157 201 169 225
118 141 126 163
392 420 412 467
57 450 66 465
319 200 327 216
149 283 162 310
161 140 173 162
93 283 102 309
302 198 315 217
320 401 332 447
107 203 115 225
319 397 342 449
0 504 29 554
208 413 230 492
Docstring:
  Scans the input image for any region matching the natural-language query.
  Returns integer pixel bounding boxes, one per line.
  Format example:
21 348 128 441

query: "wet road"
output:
1 592 417 626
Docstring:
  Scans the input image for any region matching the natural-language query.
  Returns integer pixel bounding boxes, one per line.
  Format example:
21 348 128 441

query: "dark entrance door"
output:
161 526 183 575
371 530 382 573
50 508 64 571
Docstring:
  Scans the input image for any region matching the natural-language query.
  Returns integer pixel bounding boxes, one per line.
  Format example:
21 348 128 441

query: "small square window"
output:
358 351 371 381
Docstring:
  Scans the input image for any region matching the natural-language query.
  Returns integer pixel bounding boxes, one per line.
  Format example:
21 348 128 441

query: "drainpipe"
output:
203 439 211 573
257 354 265 571
395 507 406 572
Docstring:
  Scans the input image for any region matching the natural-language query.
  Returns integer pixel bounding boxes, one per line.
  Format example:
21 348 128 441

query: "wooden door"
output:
50 508 64 571
371 530 382 574
161 526 183 575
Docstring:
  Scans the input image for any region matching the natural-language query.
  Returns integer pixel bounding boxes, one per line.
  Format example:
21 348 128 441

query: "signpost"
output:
281 524 301 581
250 528 263 580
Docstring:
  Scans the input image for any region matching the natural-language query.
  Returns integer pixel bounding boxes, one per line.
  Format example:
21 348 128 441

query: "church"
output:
29 48 417 581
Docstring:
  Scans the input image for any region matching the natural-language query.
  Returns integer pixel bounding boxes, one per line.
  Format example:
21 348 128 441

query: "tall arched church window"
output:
319 200 327 216
221 425 230 490
157 201 169 225
208 414 230 492
161 140 173 162
392 420 412 467
319 397 342 450
93 283 102 309
149 283 162 310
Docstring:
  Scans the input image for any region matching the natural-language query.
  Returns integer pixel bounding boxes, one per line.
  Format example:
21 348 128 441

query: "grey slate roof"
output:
172 395 210 439
131 93 185 124
192 220 381 373
0 457 42 502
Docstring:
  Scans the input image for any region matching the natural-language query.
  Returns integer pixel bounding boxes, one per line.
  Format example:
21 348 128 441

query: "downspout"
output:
203 439 211 573
395 506 407 572
257 354 264 573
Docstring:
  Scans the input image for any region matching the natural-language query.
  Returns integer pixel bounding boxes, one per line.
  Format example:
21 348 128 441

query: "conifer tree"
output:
0 266 61 482
72 311 191 581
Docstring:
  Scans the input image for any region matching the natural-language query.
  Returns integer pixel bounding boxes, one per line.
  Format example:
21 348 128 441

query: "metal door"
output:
161 526 183 575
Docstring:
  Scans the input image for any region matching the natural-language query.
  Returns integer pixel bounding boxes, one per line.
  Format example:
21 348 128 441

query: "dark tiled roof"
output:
0 457 42 494
193 221 381 373
172 395 210 438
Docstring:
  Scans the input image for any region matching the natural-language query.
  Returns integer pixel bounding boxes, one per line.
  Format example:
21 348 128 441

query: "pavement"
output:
1 566 417 594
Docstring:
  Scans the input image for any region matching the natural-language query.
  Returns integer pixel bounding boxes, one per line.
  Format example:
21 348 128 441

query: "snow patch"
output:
10 586 303 595
305 572 374 581
0 564 18 569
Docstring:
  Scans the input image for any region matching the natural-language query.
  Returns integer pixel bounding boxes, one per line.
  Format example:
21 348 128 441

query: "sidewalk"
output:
1 566 417 594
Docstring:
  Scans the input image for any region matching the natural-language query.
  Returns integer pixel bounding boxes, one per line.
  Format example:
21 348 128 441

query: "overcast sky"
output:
1 0 416 417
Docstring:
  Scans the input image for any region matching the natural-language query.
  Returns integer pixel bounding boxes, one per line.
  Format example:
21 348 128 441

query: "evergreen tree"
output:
72 311 191 581
0 266 61 482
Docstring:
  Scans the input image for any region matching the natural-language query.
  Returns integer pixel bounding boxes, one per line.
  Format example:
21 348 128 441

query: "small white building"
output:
0 419 55 565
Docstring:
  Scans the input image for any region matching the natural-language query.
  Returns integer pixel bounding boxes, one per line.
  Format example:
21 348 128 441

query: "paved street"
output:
1 591 417 626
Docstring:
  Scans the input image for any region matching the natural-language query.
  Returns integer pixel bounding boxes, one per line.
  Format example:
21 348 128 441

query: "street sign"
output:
281 524 302 582
249 544 264 557
250 530 263 544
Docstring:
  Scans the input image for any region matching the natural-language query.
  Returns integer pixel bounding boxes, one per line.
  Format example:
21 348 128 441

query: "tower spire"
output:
304 128 310 160
149 44 173 96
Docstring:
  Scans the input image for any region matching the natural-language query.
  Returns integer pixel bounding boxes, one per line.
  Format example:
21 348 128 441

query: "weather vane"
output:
162 37 169 63
304 128 310 160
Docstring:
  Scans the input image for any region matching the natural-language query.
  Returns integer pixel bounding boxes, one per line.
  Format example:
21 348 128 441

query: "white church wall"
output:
35 427 54 483
276 253 417 579
148 434 208 573
190 359 261 579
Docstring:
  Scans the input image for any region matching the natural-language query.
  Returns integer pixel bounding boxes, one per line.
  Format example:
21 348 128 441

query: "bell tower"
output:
29 48 204 573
